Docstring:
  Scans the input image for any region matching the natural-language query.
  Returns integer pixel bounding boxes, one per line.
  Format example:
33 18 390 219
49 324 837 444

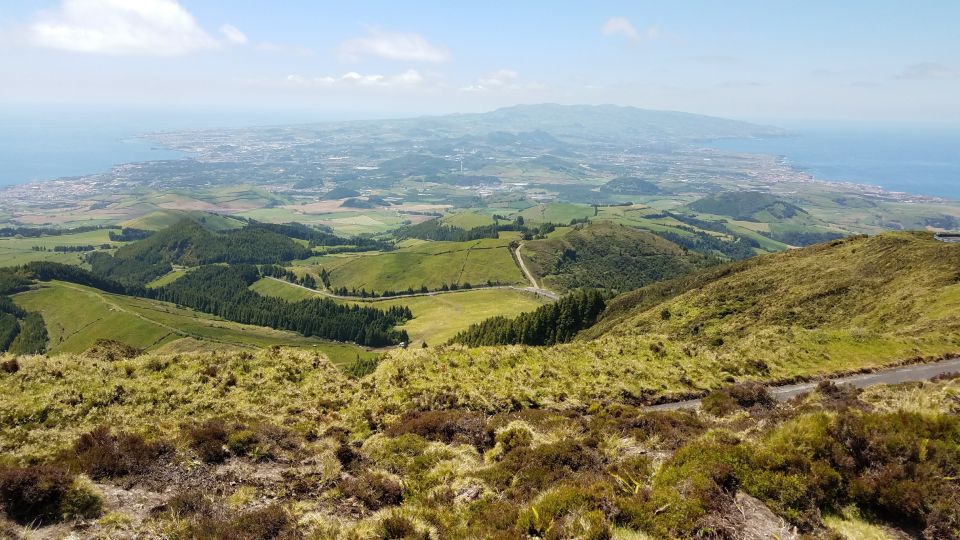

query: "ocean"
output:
706 121 960 200
0 107 360 187
0 108 189 186
2 111 959 201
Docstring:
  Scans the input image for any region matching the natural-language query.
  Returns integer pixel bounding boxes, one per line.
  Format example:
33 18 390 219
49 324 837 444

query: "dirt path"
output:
647 355 960 411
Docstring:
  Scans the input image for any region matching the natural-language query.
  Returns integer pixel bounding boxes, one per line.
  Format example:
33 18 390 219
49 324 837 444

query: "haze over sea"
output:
2 109 959 201
707 121 960 200
0 107 362 187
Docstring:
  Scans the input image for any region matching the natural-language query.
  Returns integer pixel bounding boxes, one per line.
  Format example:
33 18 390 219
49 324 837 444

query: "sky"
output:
0 0 959 122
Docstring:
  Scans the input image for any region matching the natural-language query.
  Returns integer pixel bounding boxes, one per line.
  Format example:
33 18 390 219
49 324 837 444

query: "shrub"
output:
189 504 296 540
701 391 738 416
702 382 774 416
485 439 604 499
85 339 143 361
72 426 171 479
495 425 534 454
184 419 229 463
340 472 404 510
161 489 212 517
227 429 259 457
377 513 429 539
0 465 101 525
385 410 493 450
515 483 614 539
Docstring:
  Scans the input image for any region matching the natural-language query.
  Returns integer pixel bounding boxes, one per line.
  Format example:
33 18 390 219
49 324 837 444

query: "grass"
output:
250 278 550 344
441 211 496 229
358 232 960 414
318 237 527 293
146 268 188 288
121 210 244 231
13 281 375 367
823 511 897 539
518 202 595 224
0 229 116 268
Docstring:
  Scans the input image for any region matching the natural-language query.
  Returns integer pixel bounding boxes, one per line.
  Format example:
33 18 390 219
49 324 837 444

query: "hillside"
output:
88 219 312 286
687 191 807 221
521 221 714 293
686 191 846 246
2 341 958 537
12 280 373 366
367 232 960 413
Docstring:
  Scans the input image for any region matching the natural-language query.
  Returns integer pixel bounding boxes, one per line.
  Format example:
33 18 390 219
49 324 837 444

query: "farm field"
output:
314 236 527 293
0 229 117 268
250 277 550 344
13 281 375 367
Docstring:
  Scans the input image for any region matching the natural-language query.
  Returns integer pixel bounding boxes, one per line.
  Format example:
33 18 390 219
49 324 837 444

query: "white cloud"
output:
461 69 524 92
285 69 426 88
601 17 661 43
338 27 449 62
219 24 247 45
26 0 245 56
894 62 959 80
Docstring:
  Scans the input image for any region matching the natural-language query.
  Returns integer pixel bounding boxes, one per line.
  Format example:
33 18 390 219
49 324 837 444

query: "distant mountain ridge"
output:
299 103 787 145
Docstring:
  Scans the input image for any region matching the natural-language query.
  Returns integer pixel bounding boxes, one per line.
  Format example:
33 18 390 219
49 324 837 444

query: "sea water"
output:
706 121 960 200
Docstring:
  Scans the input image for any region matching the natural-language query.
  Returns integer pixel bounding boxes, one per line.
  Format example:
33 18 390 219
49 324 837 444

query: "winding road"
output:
647 355 960 411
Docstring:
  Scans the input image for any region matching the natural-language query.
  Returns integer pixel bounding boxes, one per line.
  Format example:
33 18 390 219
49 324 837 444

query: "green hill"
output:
121 210 245 231
522 221 714 293
12 280 374 366
372 232 960 412
88 220 312 286
687 191 806 221
686 191 845 246
2 232 958 540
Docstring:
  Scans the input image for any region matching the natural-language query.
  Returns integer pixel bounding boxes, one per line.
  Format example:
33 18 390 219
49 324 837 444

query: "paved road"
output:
647 355 960 411
513 243 560 300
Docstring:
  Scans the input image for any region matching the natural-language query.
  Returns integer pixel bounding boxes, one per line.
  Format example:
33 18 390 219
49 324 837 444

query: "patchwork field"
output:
13 281 375 367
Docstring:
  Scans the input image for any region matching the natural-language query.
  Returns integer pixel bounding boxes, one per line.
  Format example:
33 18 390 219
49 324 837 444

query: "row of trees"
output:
146 265 411 347
250 221 392 251
32 245 107 253
0 267 47 354
396 220 500 242
451 289 605 346
17 261 412 347
0 224 118 238
108 228 153 242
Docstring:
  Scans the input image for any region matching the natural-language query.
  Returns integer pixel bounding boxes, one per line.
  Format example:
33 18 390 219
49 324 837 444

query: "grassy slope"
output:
522 221 711 293
250 278 550 344
13 281 375 366
121 210 245 231
361 232 960 413
320 237 527 293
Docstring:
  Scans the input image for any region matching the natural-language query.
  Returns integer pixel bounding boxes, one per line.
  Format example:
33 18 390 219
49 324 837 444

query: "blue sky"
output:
1 0 958 122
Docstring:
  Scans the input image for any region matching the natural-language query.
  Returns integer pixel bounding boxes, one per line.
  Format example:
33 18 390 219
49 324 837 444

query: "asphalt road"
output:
647 355 960 411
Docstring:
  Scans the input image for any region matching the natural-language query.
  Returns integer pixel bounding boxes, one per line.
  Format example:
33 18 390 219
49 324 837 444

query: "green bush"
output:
385 410 493 449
